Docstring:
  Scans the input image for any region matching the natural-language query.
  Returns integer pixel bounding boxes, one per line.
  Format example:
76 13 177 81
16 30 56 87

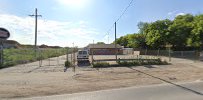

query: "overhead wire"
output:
104 0 135 43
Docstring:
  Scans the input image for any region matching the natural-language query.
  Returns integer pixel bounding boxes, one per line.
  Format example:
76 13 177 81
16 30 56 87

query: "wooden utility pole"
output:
115 22 118 60
29 8 42 50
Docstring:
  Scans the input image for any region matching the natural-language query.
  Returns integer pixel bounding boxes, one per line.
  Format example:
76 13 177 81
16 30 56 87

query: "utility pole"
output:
115 22 117 60
29 8 42 50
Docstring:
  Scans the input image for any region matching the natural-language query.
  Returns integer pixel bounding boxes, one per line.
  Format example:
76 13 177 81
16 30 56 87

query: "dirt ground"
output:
0 55 203 99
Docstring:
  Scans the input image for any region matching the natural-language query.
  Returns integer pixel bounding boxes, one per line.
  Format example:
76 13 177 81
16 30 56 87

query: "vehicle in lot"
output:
77 50 89 63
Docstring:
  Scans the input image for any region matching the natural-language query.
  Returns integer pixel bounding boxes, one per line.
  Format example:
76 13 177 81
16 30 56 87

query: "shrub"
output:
65 61 72 68
117 58 168 66
92 62 110 68
118 61 140 66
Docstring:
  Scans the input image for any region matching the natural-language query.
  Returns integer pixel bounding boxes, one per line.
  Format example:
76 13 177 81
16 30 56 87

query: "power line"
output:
103 24 114 44
115 0 134 23
104 0 135 43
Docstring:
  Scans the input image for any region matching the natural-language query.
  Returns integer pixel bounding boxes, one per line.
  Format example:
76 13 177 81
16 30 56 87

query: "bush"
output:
92 62 110 68
65 61 72 68
118 61 140 66
91 58 168 68
117 58 168 66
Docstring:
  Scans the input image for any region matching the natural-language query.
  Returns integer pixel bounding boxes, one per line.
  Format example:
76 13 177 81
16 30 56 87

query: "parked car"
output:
77 50 89 63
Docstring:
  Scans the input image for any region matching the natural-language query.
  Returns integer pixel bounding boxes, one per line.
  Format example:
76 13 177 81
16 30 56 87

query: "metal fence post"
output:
47 50 50 66
38 49 42 67
56 49 59 67
66 49 69 61
73 47 76 73
195 50 200 62
181 51 183 58
0 40 3 66
71 51 73 64
169 47 171 62
90 49 94 64
145 49 147 55
157 48 160 56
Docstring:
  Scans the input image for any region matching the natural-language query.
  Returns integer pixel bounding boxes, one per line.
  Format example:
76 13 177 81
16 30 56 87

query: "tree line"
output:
115 14 203 50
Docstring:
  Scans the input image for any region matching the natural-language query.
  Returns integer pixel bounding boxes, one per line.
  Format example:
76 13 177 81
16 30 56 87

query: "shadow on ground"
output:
143 65 156 68
77 62 91 67
128 66 203 96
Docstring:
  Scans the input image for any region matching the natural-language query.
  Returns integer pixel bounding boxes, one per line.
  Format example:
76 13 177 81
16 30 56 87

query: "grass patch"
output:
0 48 67 69
118 58 168 67
92 58 168 68
92 62 110 68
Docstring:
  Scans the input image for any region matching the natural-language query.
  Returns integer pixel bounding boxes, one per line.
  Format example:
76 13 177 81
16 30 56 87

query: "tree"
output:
189 14 203 48
137 22 149 34
96 42 105 44
116 36 128 47
145 19 172 48
116 33 147 49
127 34 147 49
114 14 203 50
168 14 194 49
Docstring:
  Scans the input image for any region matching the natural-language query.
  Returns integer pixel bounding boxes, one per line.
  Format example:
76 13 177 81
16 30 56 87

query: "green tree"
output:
116 33 147 49
137 22 149 34
114 14 203 50
145 19 172 48
127 34 147 49
116 36 128 47
168 14 194 49
96 42 105 44
189 14 203 48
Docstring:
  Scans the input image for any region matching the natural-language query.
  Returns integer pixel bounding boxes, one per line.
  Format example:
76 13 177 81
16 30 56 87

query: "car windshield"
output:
83 51 87 55
78 51 87 55
78 51 83 55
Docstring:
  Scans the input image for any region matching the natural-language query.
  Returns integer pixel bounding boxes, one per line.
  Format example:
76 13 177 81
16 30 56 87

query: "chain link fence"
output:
0 48 68 69
139 49 202 62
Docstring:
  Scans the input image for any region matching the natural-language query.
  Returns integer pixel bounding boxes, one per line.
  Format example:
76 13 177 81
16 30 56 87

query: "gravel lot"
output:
0 54 203 99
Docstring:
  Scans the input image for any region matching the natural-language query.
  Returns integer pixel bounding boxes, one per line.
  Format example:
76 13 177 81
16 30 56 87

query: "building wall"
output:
123 48 133 55
89 48 122 55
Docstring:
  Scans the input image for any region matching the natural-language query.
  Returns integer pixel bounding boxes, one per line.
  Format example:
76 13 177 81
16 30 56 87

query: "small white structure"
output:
133 51 140 55
123 48 133 55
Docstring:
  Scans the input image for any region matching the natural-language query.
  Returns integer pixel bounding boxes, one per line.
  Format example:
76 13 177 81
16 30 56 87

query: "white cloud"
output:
167 10 178 15
176 12 186 16
0 14 99 47
167 11 187 18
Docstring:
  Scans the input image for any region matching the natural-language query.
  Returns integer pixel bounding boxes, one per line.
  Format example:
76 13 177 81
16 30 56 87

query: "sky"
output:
0 0 203 47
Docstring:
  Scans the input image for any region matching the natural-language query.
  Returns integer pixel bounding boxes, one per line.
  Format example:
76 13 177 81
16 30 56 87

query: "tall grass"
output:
0 48 67 68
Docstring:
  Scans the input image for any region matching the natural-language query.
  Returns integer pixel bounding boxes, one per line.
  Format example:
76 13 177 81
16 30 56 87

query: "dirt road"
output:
0 55 203 99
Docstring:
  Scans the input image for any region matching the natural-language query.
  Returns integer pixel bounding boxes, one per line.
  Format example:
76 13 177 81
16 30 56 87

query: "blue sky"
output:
0 0 203 47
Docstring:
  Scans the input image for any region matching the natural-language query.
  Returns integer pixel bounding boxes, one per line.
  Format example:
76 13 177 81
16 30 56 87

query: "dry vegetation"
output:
0 55 203 99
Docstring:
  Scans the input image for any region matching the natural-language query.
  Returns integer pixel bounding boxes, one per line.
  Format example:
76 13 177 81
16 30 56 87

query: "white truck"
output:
77 50 89 63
